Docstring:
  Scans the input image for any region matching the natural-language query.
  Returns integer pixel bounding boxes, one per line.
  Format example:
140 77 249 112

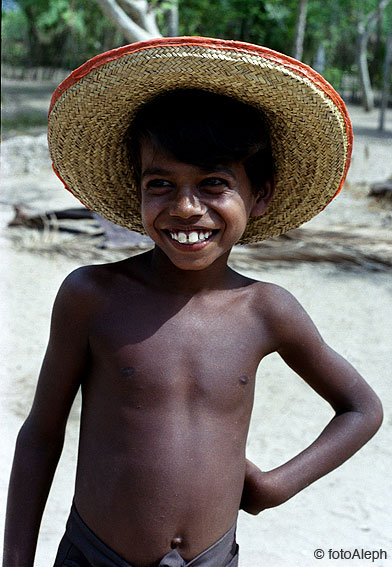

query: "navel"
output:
239 375 249 385
120 366 135 378
171 536 183 549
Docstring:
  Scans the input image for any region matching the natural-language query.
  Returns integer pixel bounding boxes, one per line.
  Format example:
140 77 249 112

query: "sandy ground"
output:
1 99 392 566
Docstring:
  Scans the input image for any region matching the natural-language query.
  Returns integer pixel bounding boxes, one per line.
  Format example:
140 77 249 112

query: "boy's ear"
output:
249 176 276 217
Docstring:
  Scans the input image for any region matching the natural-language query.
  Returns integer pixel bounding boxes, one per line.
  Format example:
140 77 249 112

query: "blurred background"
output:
2 0 392 136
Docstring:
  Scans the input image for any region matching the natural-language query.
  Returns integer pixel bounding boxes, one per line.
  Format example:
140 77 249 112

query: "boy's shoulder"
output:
246 278 301 315
61 254 143 292
58 263 115 302
244 278 312 342
56 255 143 312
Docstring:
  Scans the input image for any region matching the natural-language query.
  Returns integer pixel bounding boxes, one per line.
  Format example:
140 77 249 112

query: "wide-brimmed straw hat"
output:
48 36 352 244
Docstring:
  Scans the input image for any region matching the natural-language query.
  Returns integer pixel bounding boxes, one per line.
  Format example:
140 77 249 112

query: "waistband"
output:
63 502 238 566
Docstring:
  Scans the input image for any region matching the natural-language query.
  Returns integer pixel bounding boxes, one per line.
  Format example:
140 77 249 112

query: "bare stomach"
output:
74 406 248 566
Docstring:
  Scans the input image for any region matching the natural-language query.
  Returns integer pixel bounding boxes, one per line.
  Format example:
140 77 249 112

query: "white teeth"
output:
188 231 199 243
169 230 213 244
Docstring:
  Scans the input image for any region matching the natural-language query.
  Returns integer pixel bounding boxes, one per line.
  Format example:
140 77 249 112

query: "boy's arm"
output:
241 286 383 515
3 269 94 567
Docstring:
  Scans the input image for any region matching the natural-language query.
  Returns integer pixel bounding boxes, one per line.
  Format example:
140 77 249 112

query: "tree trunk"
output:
313 43 326 74
165 1 179 37
23 6 44 66
357 20 374 111
292 0 308 61
357 0 391 112
95 0 161 43
369 1 384 83
379 16 392 131
119 0 162 36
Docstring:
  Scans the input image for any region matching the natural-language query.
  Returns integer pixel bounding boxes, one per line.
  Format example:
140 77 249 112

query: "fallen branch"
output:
8 204 100 235
8 205 392 269
8 204 151 247
368 179 392 199
232 226 392 270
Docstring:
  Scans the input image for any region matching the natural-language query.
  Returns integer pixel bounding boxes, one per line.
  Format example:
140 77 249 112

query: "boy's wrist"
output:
241 465 287 515
241 465 293 515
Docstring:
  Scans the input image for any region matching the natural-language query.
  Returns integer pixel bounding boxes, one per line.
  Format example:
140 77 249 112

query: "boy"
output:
4 37 383 567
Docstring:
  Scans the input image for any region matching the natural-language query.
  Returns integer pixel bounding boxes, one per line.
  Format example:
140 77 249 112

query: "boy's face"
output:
139 139 272 271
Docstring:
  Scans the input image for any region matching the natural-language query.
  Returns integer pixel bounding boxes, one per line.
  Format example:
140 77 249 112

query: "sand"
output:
1 102 391 566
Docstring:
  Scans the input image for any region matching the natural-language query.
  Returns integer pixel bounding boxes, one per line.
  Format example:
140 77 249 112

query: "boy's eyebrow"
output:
200 164 236 177
141 167 172 177
141 165 237 178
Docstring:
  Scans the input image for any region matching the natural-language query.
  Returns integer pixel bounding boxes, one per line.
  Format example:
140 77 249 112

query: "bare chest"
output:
86 293 268 412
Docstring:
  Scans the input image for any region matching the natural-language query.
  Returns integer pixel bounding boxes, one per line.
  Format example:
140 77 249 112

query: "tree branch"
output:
356 0 391 111
118 0 162 36
364 0 391 29
95 0 161 43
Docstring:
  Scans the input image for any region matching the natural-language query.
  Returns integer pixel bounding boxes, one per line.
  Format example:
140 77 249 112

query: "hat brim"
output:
48 36 352 244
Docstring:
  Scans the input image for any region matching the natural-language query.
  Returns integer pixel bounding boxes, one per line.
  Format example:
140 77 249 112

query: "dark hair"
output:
125 89 274 194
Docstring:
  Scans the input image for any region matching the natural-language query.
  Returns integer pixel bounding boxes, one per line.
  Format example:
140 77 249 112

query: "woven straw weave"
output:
48 37 352 244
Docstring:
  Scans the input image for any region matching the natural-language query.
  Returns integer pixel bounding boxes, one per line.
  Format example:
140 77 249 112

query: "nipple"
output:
120 367 135 378
170 536 183 549
239 376 249 385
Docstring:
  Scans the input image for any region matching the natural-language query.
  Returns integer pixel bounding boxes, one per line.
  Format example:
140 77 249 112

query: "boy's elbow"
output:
370 395 383 431
16 416 65 453
362 393 383 439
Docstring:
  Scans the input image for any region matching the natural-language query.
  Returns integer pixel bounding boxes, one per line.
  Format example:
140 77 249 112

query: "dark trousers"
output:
54 503 239 567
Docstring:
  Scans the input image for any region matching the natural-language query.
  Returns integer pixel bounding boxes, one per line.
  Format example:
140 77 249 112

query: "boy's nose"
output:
169 189 206 218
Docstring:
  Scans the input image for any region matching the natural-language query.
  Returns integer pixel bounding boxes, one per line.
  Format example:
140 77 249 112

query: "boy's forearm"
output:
243 398 383 515
272 403 382 497
3 423 64 567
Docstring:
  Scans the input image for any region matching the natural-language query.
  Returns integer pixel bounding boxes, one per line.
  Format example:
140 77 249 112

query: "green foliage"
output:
1 8 29 65
2 110 49 134
2 0 391 95
322 66 345 91
2 0 126 68
178 0 294 50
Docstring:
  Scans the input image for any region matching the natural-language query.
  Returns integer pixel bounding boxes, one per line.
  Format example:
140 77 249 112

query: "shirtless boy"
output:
4 37 383 567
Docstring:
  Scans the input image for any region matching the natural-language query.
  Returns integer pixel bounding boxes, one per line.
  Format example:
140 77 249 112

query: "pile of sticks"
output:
8 204 392 270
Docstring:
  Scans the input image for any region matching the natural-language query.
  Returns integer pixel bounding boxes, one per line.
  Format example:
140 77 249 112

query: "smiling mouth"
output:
166 229 217 245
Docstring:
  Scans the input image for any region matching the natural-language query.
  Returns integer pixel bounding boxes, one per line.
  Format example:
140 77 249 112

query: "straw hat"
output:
48 36 352 244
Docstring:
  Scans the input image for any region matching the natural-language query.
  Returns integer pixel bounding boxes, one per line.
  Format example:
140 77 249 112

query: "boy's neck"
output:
142 246 238 295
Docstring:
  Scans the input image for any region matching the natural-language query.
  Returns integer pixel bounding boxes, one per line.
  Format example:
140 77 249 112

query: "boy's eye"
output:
145 179 173 193
199 178 228 192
